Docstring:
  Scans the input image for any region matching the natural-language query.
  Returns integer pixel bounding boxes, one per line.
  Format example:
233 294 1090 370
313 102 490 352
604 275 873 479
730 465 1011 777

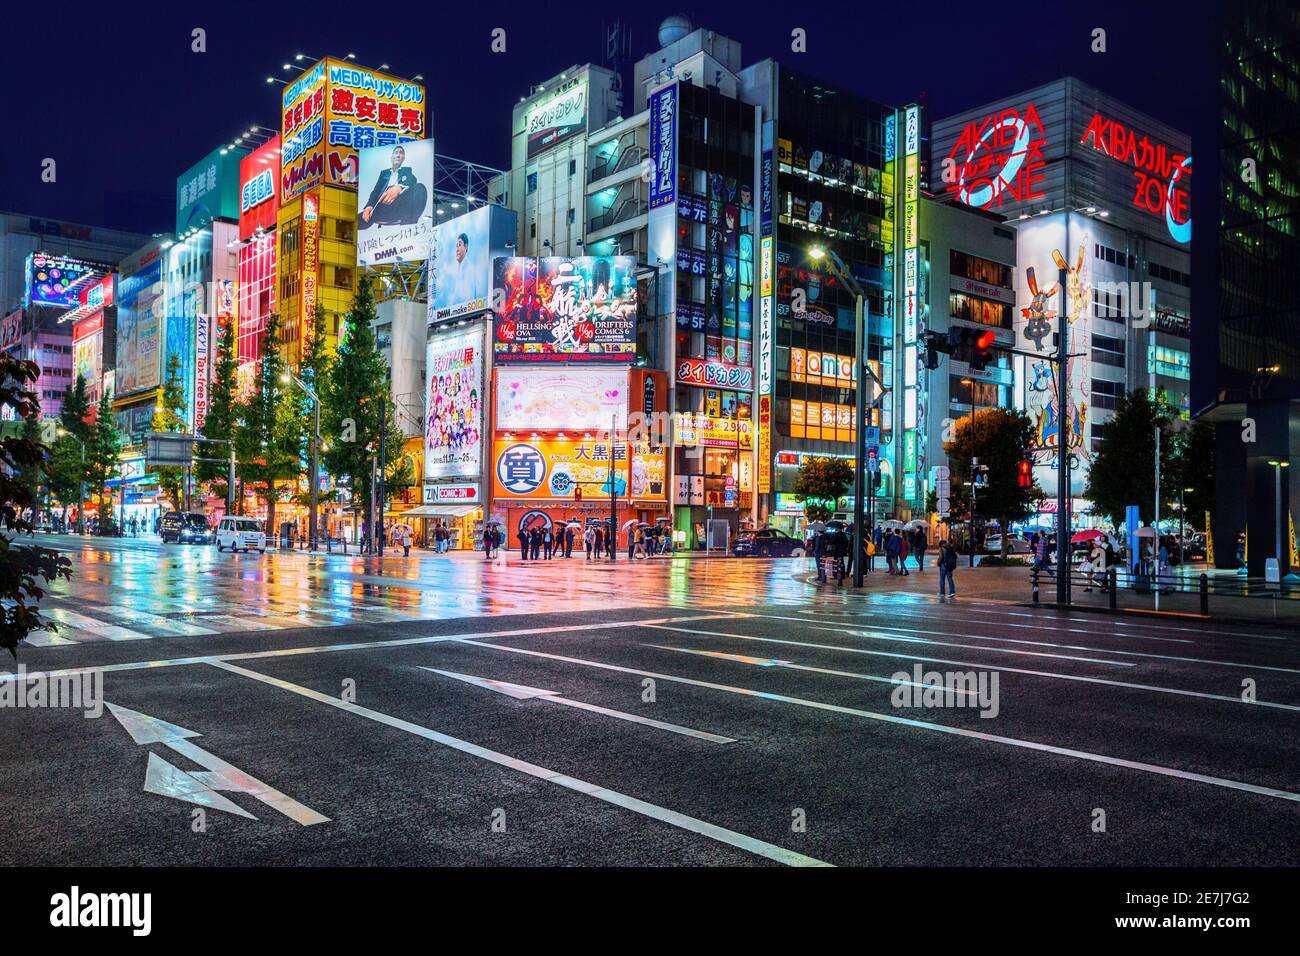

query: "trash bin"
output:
1134 558 1154 594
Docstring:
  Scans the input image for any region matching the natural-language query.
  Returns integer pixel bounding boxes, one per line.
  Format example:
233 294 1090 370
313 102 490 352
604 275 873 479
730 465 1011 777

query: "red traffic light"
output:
976 330 996 351
1017 460 1032 488
575 486 583 502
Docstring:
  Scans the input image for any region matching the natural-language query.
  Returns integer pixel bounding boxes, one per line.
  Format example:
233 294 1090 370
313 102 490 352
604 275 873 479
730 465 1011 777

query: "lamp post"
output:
282 372 322 550
960 378 979 566
809 245 882 588
56 428 85 535
1267 459 1291 574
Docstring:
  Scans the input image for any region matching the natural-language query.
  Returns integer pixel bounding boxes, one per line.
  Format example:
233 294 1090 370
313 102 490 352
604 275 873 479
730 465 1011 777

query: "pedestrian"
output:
1085 539 1107 591
897 531 910 576
594 524 604 559
584 524 595 560
813 526 828 583
543 525 553 560
530 526 543 561
565 523 575 558
938 539 958 598
884 529 900 574
912 527 927 572
400 525 412 557
483 524 495 561
829 527 848 585
1032 532 1054 578
517 527 529 561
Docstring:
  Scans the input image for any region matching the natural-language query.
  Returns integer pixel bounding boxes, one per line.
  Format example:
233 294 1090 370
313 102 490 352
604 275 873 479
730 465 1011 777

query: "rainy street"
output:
3 533 1299 867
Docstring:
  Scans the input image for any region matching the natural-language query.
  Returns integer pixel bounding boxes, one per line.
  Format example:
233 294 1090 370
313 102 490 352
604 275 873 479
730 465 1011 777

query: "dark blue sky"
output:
2 0 1218 234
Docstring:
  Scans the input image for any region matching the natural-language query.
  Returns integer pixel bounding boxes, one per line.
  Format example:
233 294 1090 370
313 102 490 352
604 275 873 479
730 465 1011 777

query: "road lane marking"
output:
796 607 1197 644
210 661 822 866
456 640 1300 805
422 667 736 743
640 633 1300 713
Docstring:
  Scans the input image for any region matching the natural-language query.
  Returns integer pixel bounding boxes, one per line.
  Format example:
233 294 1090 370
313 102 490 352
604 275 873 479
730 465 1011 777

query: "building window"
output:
950 250 1012 289
568 159 577 176
1092 333 1126 367
1092 378 1124 411
949 291 1012 329
527 172 538 194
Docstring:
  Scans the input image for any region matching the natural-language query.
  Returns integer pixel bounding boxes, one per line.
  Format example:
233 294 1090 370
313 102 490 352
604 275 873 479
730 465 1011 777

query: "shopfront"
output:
407 482 485 549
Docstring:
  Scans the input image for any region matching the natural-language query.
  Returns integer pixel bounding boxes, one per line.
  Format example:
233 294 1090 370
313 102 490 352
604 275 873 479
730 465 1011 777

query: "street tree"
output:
943 406 1040 552
87 394 123 530
792 456 854 522
1166 418 1215 531
322 280 404 533
59 373 93 440
152 354 189 511
0 352 72 655
236 311 303 534
197 317 240 497
1084 387 1176 529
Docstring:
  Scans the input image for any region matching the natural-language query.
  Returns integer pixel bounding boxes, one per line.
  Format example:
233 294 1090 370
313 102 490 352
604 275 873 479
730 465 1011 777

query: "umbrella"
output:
881 519 905 529
904 519 930 530
1071 530 1103 543
621 519 639 532
1133 527 1159 538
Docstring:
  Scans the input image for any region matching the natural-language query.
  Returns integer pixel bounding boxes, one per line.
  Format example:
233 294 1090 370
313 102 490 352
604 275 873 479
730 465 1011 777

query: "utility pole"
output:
609 412 618 562
1055 264 1072 606
378 397 387 558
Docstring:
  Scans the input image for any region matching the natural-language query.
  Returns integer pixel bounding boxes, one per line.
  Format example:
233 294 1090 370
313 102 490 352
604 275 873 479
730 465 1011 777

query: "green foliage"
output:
88 394 123 528
236 311 303 529
59 374 92 441
322 281 394 512
943 407 1040 539
792 456 854 522
1084 388 1176 528
1166 418 1215 525
152 354 188 510
0 352 73 655
197 318 239 490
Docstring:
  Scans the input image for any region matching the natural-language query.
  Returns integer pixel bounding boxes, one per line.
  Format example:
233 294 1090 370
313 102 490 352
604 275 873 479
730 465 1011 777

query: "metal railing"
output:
1031 563 1300 617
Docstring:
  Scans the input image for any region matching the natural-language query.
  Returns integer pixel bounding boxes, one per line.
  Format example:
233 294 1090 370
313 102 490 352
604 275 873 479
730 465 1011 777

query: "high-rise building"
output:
931 78 1192 521
1198 1 1300 575
275 57 427 368
235 136 281 398
0 213 146 316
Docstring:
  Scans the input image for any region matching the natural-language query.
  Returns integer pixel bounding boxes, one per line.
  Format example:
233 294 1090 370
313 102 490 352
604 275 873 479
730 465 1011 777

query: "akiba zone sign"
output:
1078 113 1191 243
943 102 1049 210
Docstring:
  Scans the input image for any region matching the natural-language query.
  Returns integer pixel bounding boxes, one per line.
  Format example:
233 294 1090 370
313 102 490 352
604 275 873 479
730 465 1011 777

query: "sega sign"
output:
241 170 274 214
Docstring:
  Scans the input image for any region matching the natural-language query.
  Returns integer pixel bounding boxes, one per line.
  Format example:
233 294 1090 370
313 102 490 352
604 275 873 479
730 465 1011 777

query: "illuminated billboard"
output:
494 367 628 433
357 138 434 267
492 256 638 363
24 254 103 309
428 205 516 323
526 80 587 158
1015 213 1092 489
115 254 165 396
492 436 661 502
176 146 246 234
1078 112 1191 243
283 57 426 201
940 101 1050 212
649 84 678 209
424 323 484 482
238 136 281 240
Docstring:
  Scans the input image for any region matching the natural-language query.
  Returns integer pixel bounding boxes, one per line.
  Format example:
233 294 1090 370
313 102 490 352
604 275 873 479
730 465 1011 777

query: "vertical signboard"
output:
425 323 484 482
281 60 327 201
648 84 678 210
300 191 320 345
901 104 922 504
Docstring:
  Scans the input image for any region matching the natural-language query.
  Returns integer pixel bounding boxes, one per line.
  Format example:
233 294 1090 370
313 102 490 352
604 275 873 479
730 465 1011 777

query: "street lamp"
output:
808 244 884 588
56 428 85 535
960 377 980 566
1267 459 1291 577
282 372 322 550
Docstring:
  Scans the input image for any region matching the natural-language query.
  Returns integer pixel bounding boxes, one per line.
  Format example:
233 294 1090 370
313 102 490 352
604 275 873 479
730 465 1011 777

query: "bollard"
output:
1108 567 1117 610
1032 567 1039 604
1200 573 1209 616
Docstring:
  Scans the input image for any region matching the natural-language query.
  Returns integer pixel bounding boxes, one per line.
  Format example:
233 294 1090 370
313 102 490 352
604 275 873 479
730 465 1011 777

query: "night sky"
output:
2 0 1219 235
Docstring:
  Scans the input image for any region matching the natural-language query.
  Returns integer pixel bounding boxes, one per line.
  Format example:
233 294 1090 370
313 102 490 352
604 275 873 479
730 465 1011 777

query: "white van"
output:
215 516 267 553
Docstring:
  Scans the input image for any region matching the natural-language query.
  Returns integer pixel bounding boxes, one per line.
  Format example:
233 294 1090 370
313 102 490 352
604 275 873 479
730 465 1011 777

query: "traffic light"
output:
970 330 996 372
922 330 948 370
575 486 583 502
1017 460 1032 489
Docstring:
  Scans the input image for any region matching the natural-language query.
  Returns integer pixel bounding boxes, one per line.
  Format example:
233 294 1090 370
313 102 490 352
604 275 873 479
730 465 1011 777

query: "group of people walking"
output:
808 522 960 598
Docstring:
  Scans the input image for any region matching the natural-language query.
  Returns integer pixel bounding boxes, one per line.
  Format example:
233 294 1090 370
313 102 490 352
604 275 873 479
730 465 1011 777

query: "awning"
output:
399 505 480 518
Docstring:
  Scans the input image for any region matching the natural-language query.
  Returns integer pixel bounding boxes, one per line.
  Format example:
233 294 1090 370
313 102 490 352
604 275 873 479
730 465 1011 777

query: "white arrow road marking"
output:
422 668 735 743
212 661 820 866
106 703 328 825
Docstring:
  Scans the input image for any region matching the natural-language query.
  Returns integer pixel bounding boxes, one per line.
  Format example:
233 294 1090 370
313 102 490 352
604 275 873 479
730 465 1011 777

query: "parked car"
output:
160 511 212 545
215 516 267 553
984 533 1032 554
732 527 806 558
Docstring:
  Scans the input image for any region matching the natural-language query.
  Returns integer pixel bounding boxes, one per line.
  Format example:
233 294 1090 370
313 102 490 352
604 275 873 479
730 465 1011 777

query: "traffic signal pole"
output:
1055 265 1072 605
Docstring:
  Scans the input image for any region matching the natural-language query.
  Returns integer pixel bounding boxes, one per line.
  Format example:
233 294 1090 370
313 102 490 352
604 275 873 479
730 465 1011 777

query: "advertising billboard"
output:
526 80 588 158
492 256 638 363
115 256 165 396
280 59 327 201
238 136 281 240
281 58 426 198
493 436 653 501
176 146 246 235
357 138 435 267
72 313 103 397
1015 213 1092 490
424 324 484 481
427 205 516 323
24 254 103 309
494 367 628 433
938 100 1051 212
0 310 22 351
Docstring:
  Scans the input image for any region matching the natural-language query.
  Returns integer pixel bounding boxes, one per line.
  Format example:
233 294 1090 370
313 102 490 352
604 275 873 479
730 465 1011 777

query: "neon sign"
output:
944 102 1048 210
1079 113 1190 242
